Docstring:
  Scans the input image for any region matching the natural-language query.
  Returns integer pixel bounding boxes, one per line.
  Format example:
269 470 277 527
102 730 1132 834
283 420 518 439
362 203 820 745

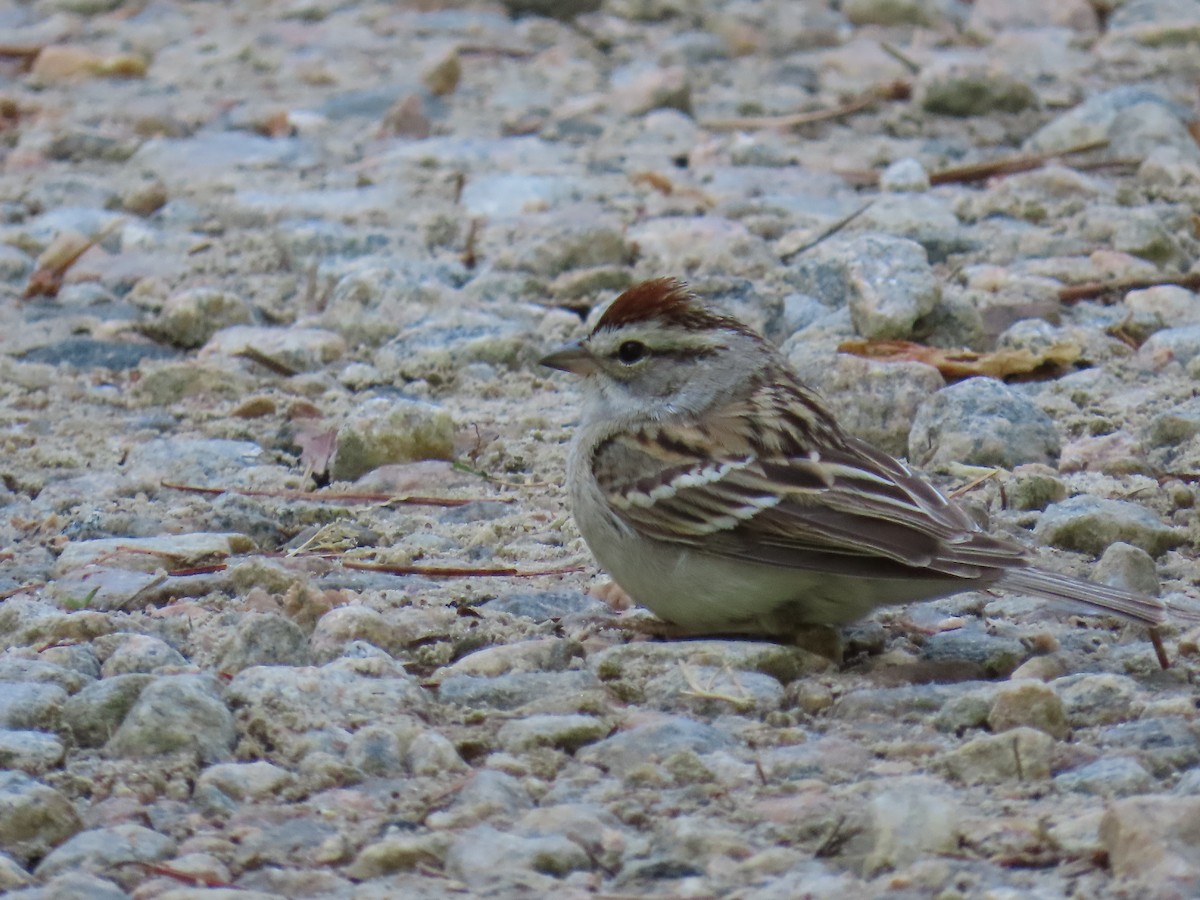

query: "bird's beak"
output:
539 341 599 376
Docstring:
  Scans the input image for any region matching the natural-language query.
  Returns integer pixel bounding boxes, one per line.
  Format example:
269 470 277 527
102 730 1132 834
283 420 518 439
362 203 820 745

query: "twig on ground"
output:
702 80 910 131
928 139 1109 186
879 41 921 74
779 201 874 261
161 480 512 507
1058 271 1200 304
339 560 585 578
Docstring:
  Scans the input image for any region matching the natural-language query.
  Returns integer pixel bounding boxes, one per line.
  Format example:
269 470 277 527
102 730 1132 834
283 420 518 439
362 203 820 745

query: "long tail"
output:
998 566 1168 626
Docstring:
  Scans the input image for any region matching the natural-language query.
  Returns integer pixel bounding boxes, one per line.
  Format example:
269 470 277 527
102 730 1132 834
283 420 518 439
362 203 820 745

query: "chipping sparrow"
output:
540 277 1173 640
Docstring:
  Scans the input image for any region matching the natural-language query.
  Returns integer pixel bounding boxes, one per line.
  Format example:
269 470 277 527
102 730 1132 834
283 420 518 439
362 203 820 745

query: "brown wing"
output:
592 376 1026 581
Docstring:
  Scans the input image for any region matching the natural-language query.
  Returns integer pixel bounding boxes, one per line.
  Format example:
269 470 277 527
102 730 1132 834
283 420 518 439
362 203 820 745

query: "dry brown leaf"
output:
838 339 1082 381
24 228 104 299
632 171 675 194
0 96 18 133
296 426 339 480
31 46 146 81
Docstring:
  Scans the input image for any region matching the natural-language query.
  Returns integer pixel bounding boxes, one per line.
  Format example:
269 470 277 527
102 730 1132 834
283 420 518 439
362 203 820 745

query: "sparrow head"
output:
540 277 769 423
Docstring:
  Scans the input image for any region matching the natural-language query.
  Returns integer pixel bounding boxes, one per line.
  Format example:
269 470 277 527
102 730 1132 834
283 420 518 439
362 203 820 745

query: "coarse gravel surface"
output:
2 1 1200 897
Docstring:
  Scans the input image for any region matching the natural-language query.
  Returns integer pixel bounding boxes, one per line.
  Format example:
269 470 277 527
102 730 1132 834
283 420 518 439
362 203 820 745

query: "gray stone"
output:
1175 769 1200 795
932 686 1000 734
225 665 429 761
516 802 625 869
785 233 939 340
916 60 1037 117
330 397 455 481
501 715 607 755
1141 323 1200 368
443 823 590 888
1115 101 1200 168
0 244 34 283
194 761 295 805
1149 397 1200 446
760 737 873 784
879 157 930 193
1104 0 1200 48
34 824 174 882
940 726 1055 783
0 731 66 775
308 606 398 663
1033 496 1185 557
0 682 67 732
373 308 555 381
427 770 533 830
318 264 460 346
860 778 961 876
346 833 452 879
35 645 101 682
576 715 731 770
214 613 309 675
1026 86 1199 161
105 675 236 763
0 772 83 866
123 439 265 488
133 133 318 188
1007 464 1068 511
19 340 177 371
54 533 254 577
1055 674 1144 727
461 174 587 219
271 220 392 265
909 377 1061 469
201 325 346 373
1095 718 1200 777
150 288 252 349
987 681 1069 740
483 590 608 621
853 194 971 263
15 206 123 252
1055 757 1154 797
406 730 469 776
1079 203 1185 265
345 722 414 777
1094 542 1160 595
0 656 91 694
442 639 585 679
495 219 631 277
627 216 775 278
62 674 154 748
0 850 32 891
842 0 954 26
920 625 1027 677
436 670 604 712
98 635 188 676
1101 795 1200 884
7 872 129 900
644 665 785 717
591 640 829 697
834 683 990 722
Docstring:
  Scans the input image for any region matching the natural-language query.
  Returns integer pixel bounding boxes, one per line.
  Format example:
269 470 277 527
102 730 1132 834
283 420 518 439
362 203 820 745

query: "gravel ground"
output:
2 0 1200 897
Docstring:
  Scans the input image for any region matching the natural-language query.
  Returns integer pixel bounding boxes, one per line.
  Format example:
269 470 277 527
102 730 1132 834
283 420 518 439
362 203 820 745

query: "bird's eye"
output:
616 341 648 365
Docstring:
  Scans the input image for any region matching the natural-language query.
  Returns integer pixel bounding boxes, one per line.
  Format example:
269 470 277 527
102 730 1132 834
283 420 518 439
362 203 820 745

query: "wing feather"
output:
592 375 1026 581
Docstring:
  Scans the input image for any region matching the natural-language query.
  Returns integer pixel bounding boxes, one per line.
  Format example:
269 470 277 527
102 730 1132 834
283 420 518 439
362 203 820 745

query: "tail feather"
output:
998 566 1168 627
